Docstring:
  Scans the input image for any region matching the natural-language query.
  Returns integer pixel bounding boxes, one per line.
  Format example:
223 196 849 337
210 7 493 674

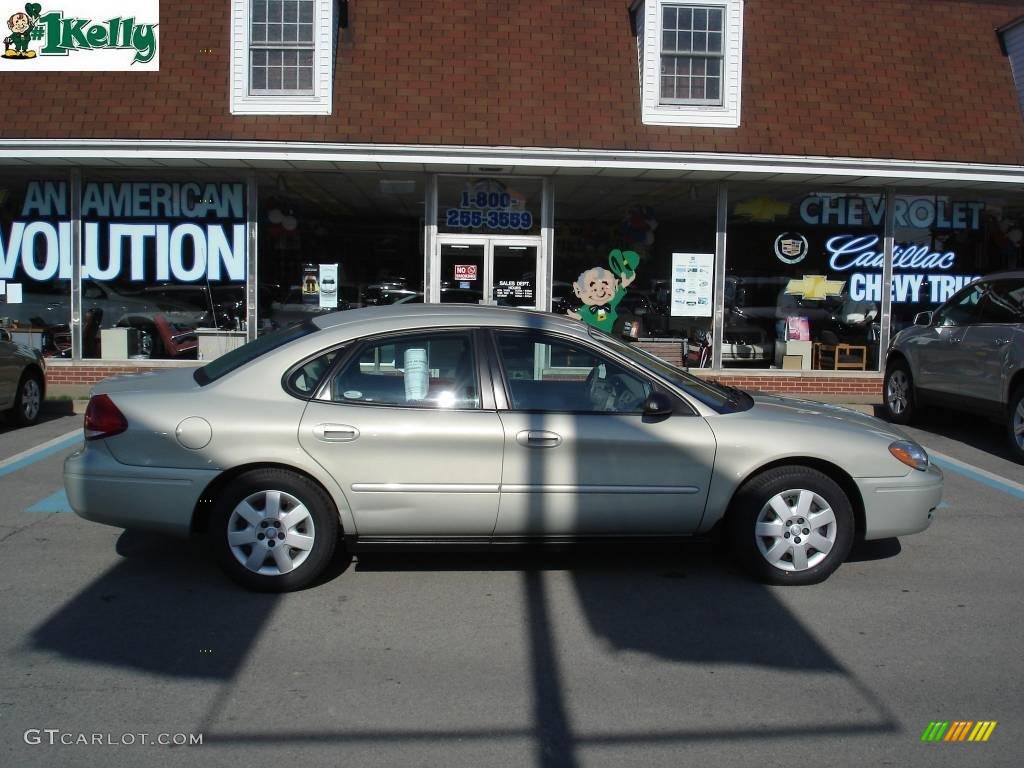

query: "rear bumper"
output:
63 442 219 536
856 462 944 540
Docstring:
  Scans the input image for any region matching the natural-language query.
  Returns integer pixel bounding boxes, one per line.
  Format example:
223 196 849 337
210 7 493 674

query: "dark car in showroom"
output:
883 271 1024 462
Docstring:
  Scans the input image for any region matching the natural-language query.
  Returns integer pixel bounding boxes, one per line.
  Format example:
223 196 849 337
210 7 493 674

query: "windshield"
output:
194 321 319 386
591 328 753 413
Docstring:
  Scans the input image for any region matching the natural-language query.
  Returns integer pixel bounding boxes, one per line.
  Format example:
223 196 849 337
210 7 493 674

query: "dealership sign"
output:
0 1 158 70
0 181 246 282
799 195 984 230
826 234 979 304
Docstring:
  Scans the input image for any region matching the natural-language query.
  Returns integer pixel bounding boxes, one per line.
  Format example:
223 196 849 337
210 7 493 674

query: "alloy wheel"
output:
1014 398 1024 451
886 370 909 415
20 377 41 423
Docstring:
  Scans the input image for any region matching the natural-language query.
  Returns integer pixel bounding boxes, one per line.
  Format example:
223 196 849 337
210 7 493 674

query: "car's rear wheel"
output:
210 469 338 592
884 361 916 424
1008 385 1024 464
729 466 854 585
9 369 43 427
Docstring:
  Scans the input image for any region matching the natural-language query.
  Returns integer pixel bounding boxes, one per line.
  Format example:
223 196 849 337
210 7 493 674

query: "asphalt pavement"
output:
0 404 1021 768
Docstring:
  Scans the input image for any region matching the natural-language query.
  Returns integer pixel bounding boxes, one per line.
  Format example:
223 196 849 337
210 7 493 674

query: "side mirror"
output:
643 392 674 417
913 311 933 327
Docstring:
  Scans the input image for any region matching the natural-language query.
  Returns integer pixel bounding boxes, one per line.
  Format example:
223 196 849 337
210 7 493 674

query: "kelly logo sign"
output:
1 0 158 70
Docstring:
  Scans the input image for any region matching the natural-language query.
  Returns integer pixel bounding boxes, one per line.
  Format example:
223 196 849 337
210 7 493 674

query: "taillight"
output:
84 394 128 441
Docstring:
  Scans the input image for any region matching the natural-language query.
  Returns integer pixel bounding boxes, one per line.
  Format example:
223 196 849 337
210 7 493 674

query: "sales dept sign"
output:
1 0 158 70
0 181 246 283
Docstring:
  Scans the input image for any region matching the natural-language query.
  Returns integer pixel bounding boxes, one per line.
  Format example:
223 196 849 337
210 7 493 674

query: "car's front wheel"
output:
883 361 916 424
729 466 854 585
1008 385 1024 464
9 369 43 428
210 469 338 592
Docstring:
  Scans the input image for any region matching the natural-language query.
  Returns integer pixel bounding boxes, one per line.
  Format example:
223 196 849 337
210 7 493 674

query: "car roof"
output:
311 303 591 339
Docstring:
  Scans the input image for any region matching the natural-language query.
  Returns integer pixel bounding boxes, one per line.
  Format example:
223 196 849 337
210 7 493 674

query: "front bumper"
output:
64 441 220 536
856 461 944 540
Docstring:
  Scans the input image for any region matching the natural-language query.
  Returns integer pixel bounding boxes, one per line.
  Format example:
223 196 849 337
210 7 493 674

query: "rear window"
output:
194 321 319 386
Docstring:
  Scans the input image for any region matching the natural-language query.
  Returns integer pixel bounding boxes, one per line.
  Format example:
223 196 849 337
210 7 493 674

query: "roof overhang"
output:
2 139 1024 191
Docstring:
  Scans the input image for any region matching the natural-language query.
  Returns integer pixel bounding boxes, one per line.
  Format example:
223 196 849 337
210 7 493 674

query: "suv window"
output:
977 279 1024 324
326 331 479 409
934 282 987 327
495 332 652 413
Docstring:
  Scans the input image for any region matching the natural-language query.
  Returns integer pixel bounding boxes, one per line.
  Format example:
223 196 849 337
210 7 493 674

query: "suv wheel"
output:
1009 385 1024 464
884 361 916 424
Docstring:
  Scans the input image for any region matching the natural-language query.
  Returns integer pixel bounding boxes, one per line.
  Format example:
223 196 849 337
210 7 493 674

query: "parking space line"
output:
26 489 71 514
0 430 82 479
927 449 1024 502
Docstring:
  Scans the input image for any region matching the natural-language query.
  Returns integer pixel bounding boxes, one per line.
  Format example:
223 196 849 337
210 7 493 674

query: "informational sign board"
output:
670 253 714 317
454 264 477 281
319 263 338 309
301 263 319 305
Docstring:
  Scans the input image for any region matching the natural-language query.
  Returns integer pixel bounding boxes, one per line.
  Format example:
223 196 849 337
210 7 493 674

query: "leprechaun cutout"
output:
4 3 41 59
566 249 641 334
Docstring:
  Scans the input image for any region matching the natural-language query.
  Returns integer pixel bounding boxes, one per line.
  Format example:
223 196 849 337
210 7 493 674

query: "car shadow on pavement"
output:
29 530 280 680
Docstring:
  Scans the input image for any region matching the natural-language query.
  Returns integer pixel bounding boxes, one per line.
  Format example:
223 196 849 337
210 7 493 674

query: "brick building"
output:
2 0 1024 396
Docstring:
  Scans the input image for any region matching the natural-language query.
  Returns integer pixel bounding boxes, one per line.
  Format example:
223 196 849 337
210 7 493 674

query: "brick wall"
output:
5 1 1024 165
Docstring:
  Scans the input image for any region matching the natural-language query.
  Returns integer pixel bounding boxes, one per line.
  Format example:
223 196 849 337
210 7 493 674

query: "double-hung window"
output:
231 0 335 115
632 0 743 127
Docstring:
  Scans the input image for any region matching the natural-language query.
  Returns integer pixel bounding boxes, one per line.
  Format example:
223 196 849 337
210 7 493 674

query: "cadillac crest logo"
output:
774 232 809 264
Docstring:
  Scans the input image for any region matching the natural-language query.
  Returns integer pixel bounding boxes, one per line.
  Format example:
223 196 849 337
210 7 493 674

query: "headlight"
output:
889 440 929 471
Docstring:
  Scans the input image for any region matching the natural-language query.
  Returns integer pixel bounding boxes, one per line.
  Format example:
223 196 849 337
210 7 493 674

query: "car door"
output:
297 329 505 539
961 278 1024 406
488 330 716 537
916 281 987 395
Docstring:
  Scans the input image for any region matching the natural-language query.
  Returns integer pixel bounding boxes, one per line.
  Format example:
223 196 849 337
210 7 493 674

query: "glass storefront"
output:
551 175 717 361
79 171 248 360
6 167 1023 372
887 191 1024 335
258 170 426 329
726 185 885 371
0 170 72 357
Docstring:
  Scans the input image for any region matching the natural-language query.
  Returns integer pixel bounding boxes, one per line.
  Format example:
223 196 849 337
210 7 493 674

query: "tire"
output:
210 468 339 592
728 466 855 586
1008 385 1024 464
883 360 916 425
9 369 43 428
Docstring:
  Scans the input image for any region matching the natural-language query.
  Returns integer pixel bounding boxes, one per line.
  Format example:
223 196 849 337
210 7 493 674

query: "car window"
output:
976 279 1024 324
495 332 651 413
934 282 986 327
286 349 343 398
327 331 479 409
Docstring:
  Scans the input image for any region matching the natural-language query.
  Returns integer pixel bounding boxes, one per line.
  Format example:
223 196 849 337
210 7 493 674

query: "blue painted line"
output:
0 433 81 479
930 456 1024 502
26 489 71 514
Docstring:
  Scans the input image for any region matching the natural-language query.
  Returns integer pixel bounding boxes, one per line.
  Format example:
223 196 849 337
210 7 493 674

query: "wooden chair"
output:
814 330 867 371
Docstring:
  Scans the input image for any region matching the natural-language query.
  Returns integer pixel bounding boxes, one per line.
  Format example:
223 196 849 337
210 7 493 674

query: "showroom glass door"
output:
435 239 541 308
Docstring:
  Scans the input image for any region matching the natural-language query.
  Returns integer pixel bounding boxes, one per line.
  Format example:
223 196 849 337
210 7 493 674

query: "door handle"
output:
516 430 562 448
313 424 360 442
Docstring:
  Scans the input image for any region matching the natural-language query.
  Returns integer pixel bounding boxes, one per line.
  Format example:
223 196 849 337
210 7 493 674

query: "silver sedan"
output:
64 305 942 591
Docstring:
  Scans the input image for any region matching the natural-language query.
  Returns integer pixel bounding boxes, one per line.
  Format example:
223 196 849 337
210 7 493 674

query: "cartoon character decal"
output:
565 249 641 333
3 4 41 59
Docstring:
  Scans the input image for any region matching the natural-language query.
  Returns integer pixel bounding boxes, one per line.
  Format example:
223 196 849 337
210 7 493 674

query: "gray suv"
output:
884 272 1024 462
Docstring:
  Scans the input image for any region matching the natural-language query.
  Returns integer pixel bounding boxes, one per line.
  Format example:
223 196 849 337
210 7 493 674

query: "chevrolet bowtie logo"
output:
733 197 790 222
785 275 846 301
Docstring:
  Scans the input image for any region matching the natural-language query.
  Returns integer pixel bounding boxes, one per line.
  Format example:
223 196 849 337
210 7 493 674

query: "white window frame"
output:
635 0 743 128
230 0 335 116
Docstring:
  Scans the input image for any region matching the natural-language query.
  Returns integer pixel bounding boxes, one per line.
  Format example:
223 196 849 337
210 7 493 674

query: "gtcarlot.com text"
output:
24 729 203 746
